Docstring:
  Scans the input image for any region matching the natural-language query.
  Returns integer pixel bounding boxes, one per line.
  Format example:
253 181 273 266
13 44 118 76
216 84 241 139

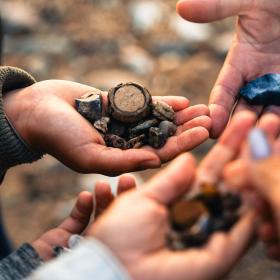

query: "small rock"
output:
129 119 159 138
240 74 280 105
76 91 103 123
152 100 175 121
108 120 126 137
94 117 110 134
104 134 128 150
127 134 147 149
148 127 166 148
159 121 177 137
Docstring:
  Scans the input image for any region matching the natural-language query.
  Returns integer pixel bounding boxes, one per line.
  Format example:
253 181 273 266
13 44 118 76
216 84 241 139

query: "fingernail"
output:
249 128 271 160
68 234 84 249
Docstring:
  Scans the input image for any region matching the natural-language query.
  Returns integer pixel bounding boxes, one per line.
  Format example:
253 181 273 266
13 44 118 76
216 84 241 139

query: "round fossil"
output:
108 83 152 123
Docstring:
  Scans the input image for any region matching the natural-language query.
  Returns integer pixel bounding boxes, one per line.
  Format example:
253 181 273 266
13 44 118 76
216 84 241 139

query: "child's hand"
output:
32 174 136 261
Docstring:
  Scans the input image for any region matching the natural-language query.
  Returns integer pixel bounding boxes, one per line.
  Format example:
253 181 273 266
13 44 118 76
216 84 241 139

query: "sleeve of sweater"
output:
0 243 43 280
28 239 131 280
0 66 45 182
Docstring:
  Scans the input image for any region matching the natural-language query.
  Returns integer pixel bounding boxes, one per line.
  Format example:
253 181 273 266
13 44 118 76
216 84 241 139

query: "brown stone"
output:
170 200 208 229
108 83 152 123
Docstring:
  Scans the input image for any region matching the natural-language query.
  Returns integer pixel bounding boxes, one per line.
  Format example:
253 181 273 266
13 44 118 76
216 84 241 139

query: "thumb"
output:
142 153 196 205
176 0 249 23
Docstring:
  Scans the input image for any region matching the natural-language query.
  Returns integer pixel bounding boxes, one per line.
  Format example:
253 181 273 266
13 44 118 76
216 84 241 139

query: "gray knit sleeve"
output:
0 243 43 280
0 66 45 180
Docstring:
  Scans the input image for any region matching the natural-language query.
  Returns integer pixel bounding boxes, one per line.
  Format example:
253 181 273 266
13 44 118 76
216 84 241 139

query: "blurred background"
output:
0 0 279 279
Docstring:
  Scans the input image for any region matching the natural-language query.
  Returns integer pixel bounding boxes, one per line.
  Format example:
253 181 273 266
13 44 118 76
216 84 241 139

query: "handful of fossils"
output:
75 82 177 149
168 183 242 249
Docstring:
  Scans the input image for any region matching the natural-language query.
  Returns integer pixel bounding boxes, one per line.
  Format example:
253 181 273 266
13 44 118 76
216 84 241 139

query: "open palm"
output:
4 80 211 175
177 0 280 138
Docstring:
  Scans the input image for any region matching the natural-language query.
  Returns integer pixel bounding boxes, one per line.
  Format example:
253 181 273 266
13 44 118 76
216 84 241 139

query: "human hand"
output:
223 117 280 261
89 152 255 280
3 80 211 175
177 0 280 138
32 174 136 261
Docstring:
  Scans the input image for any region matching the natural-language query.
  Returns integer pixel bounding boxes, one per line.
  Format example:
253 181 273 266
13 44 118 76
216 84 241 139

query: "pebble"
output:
148 127 166 148
76 91 103 123
152 100 175 121
240 74 280 105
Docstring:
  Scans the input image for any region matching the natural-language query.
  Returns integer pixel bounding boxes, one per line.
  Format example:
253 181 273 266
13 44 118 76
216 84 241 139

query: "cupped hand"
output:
3 80 211 175
32 174 136 261
177 0 280 138
90 153 255 280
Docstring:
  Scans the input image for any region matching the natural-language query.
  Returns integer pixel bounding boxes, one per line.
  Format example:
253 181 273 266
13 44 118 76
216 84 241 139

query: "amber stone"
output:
170 200 208 230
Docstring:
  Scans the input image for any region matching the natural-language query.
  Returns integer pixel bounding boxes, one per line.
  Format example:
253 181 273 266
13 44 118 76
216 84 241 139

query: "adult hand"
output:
223 120 280 261
3 80 211 175
32 174 136 261
89 153 255 280
177 0 280 138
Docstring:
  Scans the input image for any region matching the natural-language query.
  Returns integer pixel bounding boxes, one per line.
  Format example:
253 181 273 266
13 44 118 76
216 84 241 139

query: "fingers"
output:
224 113 280 190
59 191 93 234
154 96 190 112
176 0 249 23
76 144 161 175
142 153 196 205
117 174 137 195
175 104 209 125
146 127 209 163
181 116 212 132
95 181 114 217
258 112 280 140
198 111 256 183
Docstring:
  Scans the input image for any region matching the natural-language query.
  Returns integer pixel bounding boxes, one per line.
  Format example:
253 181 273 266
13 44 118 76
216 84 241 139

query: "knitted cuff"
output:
0 243 43 280
0 66 44 174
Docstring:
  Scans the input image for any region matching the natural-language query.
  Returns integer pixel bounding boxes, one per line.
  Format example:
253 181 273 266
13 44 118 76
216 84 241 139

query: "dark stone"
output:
129 119 159 138
75 91 102 123
127 134 147 149
222 193 242 211
159 121 177 137
152 100 175 121
104 134 128 150
94 117 110 134
240 74 280 105
181 231 209 248
108 119 126 137
148 127 167 148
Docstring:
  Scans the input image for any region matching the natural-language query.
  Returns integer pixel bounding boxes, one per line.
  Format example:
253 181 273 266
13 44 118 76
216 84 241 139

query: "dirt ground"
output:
0 0 280 279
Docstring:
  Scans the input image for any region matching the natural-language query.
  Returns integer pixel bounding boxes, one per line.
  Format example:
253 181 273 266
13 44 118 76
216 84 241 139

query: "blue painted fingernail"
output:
249 128 271 160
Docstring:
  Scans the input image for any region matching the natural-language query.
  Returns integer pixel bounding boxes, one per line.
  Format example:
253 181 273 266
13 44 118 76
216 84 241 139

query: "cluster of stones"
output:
168 183 242 249
75 83 177 149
